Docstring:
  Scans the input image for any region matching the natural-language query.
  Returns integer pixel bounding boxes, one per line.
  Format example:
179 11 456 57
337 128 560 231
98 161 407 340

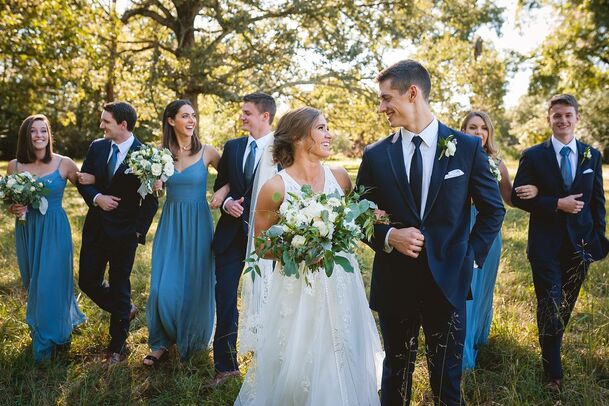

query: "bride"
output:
234 107 382 406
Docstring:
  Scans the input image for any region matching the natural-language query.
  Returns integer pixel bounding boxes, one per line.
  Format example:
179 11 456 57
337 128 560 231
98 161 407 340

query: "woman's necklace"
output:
180 142 192 151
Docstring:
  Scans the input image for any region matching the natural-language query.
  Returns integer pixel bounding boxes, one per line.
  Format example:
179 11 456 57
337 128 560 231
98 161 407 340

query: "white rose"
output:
313 220 329 237
30 186 35 191
6 178 15 188
445 141 456 157
150 163 163 177
302 201 324 221
163 162 174 177
291 235 306 248
162 154 173 164
0 191 5 198
295 213 309 226
279 201 290 216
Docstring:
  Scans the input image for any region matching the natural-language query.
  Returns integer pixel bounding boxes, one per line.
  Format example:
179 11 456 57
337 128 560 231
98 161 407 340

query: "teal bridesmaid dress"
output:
463 205 501 370
146 155 215 360
14 161 86 362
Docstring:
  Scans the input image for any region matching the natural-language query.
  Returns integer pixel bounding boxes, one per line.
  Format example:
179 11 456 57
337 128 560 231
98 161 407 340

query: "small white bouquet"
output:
0 171 49 222
245 185 388 282
124 144 174 199
488 156 501 182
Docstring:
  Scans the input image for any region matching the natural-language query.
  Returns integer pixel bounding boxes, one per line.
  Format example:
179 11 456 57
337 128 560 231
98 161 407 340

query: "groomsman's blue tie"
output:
107 144 119 182
560 146 572 189
244 140 257 185
410 136 423 215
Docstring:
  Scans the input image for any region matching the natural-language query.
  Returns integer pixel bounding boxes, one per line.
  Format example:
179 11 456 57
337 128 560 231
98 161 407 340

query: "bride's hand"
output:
374 209 390 224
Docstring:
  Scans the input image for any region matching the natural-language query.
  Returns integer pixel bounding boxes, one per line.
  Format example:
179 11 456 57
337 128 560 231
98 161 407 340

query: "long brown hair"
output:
16 114 53 164
161 99 202 157
272 107 321 168
460 111 498 158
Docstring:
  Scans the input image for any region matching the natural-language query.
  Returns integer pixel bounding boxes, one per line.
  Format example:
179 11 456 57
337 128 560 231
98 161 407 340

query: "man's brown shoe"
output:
545 378 562 393
207 370 240 388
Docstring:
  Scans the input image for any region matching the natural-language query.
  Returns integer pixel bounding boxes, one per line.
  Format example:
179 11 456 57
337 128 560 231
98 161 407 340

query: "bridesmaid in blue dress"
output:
460 111 538 369
144 100 229 365
7 115 88 362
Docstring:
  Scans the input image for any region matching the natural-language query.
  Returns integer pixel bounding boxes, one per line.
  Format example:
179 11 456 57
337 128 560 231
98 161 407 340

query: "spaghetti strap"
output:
56 156 64 170
201 144 207 161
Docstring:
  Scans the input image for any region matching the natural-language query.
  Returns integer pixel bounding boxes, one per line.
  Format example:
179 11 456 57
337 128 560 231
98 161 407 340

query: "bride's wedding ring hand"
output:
515 184 538 200
388 227 425 258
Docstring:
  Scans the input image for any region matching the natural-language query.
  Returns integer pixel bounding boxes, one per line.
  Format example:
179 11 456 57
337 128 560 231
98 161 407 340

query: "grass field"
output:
0 158 608 405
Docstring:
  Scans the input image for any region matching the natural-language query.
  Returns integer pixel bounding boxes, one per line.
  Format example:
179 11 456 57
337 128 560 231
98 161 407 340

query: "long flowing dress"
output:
463 204 502 370
146 154 215 359
235 166 383 406
14 161 86 362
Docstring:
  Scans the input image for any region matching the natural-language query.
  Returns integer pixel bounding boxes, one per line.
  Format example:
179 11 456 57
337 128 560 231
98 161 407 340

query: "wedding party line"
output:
3 59 607 406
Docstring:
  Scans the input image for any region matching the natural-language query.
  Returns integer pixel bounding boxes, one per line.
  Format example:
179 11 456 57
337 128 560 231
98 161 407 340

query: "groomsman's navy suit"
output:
512 138 608 380
357 122 505 405
77 137 158 354
212 136 256 373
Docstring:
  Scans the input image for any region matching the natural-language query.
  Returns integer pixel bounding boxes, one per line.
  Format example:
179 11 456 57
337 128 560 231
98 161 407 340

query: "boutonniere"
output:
488 156 501 182
580 146 591 166
438 135 457 160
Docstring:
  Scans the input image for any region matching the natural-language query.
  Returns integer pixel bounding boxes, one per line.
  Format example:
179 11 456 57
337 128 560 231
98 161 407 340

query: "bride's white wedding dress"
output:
235 166 383 406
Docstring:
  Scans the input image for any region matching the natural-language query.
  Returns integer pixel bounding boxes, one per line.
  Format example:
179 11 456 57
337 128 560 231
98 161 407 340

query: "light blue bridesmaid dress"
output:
463 205 502 370
146 153 215 360
14 159 86 362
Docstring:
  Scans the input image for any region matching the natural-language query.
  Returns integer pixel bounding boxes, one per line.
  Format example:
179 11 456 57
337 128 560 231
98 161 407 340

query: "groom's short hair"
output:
376 60 431 101
243 92 277 124
548 94 579 115
103 101 137 131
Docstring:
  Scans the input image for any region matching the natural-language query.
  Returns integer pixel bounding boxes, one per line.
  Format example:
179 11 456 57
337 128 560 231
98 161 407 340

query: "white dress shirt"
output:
93 134 135 205
385 118 439 250
551 135 577 181
223 131 274 212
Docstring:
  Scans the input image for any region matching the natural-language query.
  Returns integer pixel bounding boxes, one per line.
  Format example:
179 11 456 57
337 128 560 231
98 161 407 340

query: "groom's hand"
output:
388 227 424 258
225 197 245 218
96 195 121 211
557 193 584 214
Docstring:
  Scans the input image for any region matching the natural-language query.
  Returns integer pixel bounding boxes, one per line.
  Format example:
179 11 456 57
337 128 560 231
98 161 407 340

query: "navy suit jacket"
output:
356 122 505 310
511 138 609 263
77 137 158 245
212 137 254 255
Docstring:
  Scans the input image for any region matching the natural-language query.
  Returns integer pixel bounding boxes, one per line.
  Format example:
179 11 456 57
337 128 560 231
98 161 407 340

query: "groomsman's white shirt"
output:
222 131 274 213
551 135 577 181
93 134 135 205
385 118 439 251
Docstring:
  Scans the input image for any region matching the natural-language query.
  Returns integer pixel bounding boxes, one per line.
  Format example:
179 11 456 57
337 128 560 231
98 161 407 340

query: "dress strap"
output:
56 156 64 170
323 165 344 195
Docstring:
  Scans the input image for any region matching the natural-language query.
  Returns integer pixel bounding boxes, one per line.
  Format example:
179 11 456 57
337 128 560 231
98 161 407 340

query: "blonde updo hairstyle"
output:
272 106 322 168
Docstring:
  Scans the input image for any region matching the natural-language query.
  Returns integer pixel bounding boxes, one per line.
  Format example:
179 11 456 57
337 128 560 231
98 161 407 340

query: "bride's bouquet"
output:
245 185 386 281
124 145 174 199
0 172 49 222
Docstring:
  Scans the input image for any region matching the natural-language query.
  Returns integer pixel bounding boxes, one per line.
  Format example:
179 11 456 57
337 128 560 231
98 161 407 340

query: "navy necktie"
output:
560 146 572 189
107 144 119 182
410 136 423 215
244 140 257 185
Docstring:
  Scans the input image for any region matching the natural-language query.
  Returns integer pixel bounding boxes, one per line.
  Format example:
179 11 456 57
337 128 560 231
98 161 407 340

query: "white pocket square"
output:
444 169 464 179
583 168 594 174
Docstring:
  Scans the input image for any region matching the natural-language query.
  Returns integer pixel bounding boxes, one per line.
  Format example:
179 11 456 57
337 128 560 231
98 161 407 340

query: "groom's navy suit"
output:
512 138 608 380
212 136 256 372
357 122 505 405
77 137 158 354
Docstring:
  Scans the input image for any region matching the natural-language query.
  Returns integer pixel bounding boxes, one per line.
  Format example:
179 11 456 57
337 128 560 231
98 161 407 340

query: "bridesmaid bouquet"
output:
0 171 49 222
124 145 174 199
245 185 387 281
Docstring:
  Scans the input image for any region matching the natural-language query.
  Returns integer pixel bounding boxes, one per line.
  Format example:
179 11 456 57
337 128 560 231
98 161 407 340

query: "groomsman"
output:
211 92 276 385
512 94 608 392
357 60 505 405
77 102 158 365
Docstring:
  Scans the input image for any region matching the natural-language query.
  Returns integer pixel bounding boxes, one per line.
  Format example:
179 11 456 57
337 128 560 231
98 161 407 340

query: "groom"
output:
77 101 158 365
211 92 276 385
357 60 505 405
